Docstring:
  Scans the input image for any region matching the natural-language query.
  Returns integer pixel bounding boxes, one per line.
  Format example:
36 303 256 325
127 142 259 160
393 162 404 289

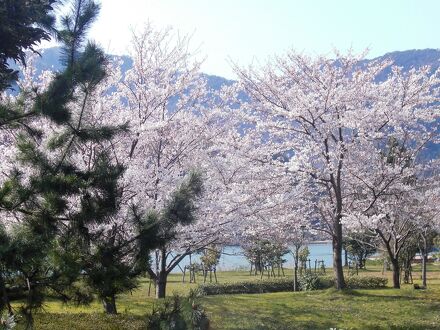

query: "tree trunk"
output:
293 246 299 292
256 256 262 274
23 310 33 330
333 221 345 289
0 274 12 315
333 176 345 290
155 247 168 299
390 258 400 289
421 234 428 288
422 252 427 288
102 295 117 314
24 278 34 330
155 270 168 299
361 255 367 269
344 248 348 267
403 258 411 284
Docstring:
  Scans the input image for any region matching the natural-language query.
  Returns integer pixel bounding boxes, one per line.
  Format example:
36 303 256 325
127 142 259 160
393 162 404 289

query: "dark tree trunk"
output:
293 246 300 292
102 295 117 314
377 227 401 289
24 278 34 330
333 221 345 289
332 170 345 290
155 248 169 299
23 310 33 330
344 248 348 267
403 257 412 284
255 256 262 274
361 255 367 269
421 234 428 288
150 247 193 299
390 258 400 289
422 252 427 288
156 249 168 299
0 274 12 315
155 271 168 299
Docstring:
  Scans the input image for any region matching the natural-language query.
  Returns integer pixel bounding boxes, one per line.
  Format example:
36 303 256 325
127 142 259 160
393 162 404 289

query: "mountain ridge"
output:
10 47 440 89
8 47 440 159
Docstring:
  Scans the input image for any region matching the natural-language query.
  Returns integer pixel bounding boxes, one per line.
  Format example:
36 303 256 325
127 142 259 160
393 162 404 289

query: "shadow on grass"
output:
33 313 147 330
356 268 381 273
334 288 423 301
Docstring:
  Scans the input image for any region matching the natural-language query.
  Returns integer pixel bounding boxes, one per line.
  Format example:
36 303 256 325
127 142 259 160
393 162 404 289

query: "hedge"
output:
345 276 388 289
197 275 388 296
198 278 294 295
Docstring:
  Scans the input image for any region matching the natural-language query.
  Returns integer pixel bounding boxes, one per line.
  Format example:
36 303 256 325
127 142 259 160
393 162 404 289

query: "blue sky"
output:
53 0 440 78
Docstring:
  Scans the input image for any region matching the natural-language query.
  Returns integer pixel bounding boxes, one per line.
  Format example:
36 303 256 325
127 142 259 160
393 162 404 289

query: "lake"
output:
172 241 334 273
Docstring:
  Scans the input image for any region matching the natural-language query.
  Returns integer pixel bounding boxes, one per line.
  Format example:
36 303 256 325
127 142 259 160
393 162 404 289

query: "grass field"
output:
14 263 440 329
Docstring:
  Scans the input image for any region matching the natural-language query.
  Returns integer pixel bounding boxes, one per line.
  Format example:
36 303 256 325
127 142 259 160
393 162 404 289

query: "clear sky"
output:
51 0 440 79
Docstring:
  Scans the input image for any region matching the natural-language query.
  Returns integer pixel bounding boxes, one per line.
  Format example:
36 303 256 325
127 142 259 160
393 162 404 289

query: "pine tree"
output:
0 0 58 122
147 171 204 299
1 1 205 321
0 0 59 327
0 0 132 325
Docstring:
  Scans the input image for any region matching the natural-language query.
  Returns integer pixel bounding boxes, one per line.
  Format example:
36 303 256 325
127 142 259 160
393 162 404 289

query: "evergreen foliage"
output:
0 0 156 324
0 0 57 91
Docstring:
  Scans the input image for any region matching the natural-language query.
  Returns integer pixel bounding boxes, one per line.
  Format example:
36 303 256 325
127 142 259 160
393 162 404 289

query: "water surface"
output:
171 242 333 273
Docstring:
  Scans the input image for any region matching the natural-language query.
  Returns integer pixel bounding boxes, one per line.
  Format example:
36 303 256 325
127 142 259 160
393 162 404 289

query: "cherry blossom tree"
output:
95 25 237 298
233 50 440 289
207 102 315 287
413 184 440 288
344 162 440 288
341 64 440 288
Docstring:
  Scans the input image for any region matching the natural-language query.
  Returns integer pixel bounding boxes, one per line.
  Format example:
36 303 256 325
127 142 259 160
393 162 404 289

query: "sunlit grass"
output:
15 262 440 329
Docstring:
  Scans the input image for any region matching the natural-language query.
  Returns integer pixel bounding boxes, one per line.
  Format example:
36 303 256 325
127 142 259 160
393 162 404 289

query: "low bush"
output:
198 278 294 295
147 294 209 330
0 313 16 330
345 276 388 289
298 273 321 291
299 273 335 291
316 275 335 289
313 275 387 290
198 275 387 296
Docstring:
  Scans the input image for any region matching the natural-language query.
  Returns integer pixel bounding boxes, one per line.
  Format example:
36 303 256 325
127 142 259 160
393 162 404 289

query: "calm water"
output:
171 242 333 273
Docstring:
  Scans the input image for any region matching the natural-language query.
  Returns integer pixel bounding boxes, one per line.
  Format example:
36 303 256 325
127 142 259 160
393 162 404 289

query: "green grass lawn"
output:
15 263 440 329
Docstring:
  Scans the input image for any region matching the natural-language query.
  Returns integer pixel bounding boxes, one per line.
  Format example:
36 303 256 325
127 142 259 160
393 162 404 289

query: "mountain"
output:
10 47 236 87
372 49 440 160
8 47 236 103
8 47 440 159
374 49 440 70
367 49 440 81
11 46 440 91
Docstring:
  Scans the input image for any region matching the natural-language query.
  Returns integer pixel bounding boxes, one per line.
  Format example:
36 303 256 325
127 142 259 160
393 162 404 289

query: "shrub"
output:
317 275 335 289
315 275 387 290
0 313 16 330
198 278 294 295
197 275 387 296
345 276 388 289
147 294 209 330
298 273 335 291
147 294 187 330
298 273 321 291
